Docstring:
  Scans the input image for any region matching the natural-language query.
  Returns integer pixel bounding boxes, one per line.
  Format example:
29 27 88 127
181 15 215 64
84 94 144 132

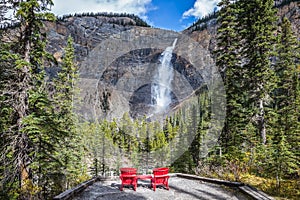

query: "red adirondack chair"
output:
152 167 170 191
119 168 137 191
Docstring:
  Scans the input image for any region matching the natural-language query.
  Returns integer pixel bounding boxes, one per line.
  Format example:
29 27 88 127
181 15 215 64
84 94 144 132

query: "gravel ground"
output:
73 176 250 200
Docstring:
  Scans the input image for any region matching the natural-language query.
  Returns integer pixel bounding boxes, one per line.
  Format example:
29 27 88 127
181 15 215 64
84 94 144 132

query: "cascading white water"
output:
151 38 177 113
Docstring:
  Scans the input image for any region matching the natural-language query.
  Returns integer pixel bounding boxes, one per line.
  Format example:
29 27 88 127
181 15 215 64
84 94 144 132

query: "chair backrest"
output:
153 167 169 176
120 168 137 176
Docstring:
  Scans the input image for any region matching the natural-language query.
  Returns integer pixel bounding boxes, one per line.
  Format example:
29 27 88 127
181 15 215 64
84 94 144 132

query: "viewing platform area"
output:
54 173 274 200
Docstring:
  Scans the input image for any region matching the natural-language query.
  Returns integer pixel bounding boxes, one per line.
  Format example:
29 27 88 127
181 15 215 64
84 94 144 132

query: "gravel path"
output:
73 176 250 200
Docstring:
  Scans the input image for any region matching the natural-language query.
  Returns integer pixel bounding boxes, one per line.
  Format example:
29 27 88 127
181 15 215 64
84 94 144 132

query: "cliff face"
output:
44 15 217 121
183 1 300 53
43 1 299 121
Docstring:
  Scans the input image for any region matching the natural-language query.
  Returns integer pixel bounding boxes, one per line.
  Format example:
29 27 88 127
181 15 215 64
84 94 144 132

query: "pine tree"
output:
0 38 21 198
270 17 299 190
237 0 277 144
128 119 140 168
82 122 100 177
172 118 194 173
215 0 247 159
51 36 86 191
0 0 56 198
190 96 203 164
0 1 86 198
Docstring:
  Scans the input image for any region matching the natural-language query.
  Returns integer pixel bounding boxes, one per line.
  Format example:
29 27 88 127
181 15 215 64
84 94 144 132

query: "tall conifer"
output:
215 0 247 158
52 36 85 192
0 0 56 198
270 17 299 189
237 0 277 144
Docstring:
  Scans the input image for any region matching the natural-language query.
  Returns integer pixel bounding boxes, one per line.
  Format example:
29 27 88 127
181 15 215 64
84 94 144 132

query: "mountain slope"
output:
42 13 216 121
183 0 300 53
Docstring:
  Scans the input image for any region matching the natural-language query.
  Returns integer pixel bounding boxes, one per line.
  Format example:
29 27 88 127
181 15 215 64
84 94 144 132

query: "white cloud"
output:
182 0 220 18
52 0 152 19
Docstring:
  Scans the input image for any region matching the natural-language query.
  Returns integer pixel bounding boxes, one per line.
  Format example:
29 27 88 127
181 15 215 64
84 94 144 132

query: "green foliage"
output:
56 12 150 27
1 1 299 199
185 0 298 33
186 11 217 32
0 2 86 197
215 0 249 162
212 0 299 198
50 35 88 192
172 151 196 174
269 16 300 190
80 89 212 174
238 0 277 144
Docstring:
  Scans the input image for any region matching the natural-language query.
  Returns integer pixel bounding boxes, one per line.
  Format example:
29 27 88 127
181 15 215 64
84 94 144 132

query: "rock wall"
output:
44 15 219 121
44 1 299 121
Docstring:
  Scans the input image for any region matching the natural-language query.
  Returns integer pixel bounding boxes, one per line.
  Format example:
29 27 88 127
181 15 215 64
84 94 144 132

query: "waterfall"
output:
151 38 177 113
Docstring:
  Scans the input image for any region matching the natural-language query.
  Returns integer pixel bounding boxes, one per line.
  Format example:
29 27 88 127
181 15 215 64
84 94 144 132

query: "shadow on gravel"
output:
95 191 148 200
110 182 153 191
169 185 206 200
196 188 228 200
137 180 153 190
74 182 148 200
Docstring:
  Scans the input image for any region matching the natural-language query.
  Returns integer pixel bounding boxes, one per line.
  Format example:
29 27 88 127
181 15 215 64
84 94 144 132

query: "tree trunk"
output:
259 99 266 144
18 22 32 189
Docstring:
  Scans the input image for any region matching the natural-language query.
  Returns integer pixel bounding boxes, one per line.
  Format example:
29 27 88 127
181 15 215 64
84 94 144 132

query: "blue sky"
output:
146 0 197 30
52 0 220 31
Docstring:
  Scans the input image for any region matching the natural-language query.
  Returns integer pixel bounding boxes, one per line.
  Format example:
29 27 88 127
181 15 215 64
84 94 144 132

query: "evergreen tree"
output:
0 1 86 198
82 122 100 176
0 0 57 198
171 99 196 173
270 17 299 189
189 103 201 164
128 119 140 168
237 0 277 144
215 0 247 160
0 40 23 199
51 36 86 191
152 122 168 167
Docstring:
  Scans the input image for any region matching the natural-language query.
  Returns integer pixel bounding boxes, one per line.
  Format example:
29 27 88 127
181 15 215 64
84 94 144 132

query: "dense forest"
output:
0 0 299 199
